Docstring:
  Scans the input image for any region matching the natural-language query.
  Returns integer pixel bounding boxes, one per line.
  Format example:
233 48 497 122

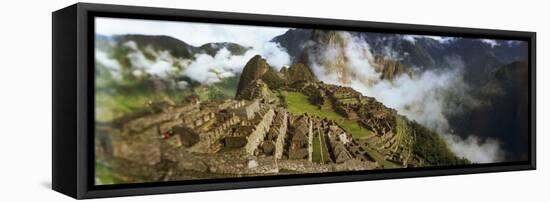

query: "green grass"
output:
393 116 412 151
362 146 401 169
312 134 322 163
280 91 373 139
395 116 408 138
312 132 330 164
319 133 330 163
95 162 114 185
95 89 194 122
341 121 373 140
95 91 150 122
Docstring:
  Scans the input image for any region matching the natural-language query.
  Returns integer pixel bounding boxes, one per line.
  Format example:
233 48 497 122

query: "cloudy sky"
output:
95 17 294 84
95 17 290 47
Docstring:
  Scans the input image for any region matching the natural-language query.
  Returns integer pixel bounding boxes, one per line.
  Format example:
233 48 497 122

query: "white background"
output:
0 0 547 201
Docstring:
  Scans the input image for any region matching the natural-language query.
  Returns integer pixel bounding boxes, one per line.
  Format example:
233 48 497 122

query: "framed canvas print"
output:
52 3 536 199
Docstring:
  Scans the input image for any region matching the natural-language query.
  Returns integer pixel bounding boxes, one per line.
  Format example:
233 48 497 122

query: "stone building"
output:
331 141 353 163
324 124 355 164
223 125 253 148
288 115 313 161
217 99 246 111
229 99 260 120
257 108 288 158
335 104 359 120
244 107 275 155
123 102 200 133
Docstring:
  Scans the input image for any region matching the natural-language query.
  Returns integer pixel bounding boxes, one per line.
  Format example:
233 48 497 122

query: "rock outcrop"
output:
299 30 353 84
371 55 412 80
280 63 317 84
235 55 271 98
299 30 412 84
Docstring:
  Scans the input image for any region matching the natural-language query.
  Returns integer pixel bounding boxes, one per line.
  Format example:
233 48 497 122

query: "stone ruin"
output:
357 106 395 137
324 124 354 164
317 82 397 138
105 81 395 183
257 108 288 159
228 99 260 120
243 107 275 155
287 115 314 161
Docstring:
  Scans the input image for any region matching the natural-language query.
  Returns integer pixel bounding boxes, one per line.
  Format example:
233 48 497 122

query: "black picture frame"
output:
52 3 536 199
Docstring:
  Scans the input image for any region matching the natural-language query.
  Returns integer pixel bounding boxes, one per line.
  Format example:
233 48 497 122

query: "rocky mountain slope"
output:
297 30 413 84
449 61 529 160
271 29 312 63
273 29 527 82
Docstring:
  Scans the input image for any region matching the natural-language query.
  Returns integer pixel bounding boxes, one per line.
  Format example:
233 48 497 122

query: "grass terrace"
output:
279 91 374 140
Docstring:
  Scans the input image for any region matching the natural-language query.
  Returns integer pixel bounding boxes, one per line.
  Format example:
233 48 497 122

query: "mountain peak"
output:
235 55 271 98
271 29 312 63
372 55 412 80
280 63 317 84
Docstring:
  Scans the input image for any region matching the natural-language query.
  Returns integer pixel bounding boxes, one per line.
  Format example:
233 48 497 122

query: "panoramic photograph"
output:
93 17 529 185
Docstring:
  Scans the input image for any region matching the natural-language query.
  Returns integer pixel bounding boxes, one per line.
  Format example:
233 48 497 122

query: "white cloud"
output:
256 42 292 70
115 40 191 78
96 17 291 83
403 35 417 44
424 36 455 43
481 39 499 48
402 34 456 44
183 41 291 84
95 17 290 48
444 135 502 163
506 40 523 46
95 49 120 71
97 42 183 80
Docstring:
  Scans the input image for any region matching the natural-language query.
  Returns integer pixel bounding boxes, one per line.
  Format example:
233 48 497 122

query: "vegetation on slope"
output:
410 121 470 165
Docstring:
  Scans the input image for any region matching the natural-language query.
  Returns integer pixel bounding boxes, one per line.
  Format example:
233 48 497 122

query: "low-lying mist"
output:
184 42 291 84
96 39 291 85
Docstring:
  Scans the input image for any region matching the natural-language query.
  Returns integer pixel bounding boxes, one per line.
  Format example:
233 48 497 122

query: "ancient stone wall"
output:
188 115 241 153
163 148 279 177
229 99 260 120
277 158 377 173
218 99 246 110
324 124 355 164
288 116 314 161
124 103 199 133
277 159 331 173
273 109 288 159
244 107 275 155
